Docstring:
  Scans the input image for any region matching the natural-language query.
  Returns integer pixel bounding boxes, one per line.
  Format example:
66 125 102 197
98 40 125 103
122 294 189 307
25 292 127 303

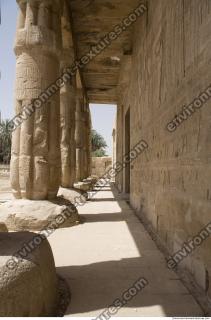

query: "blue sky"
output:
0 0 18 120
0 0 116 155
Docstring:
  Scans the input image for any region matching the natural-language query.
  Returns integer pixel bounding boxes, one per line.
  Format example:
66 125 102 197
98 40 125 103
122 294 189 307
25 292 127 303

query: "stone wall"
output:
92 157 112 178
116 0 211 297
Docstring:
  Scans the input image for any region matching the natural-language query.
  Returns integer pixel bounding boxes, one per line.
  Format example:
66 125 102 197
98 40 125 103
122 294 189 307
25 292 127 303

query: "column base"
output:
74 181 92 192
0 198 80 232
0 232 59 316
84 176 98 187
73 176 99 192
58 187 88 204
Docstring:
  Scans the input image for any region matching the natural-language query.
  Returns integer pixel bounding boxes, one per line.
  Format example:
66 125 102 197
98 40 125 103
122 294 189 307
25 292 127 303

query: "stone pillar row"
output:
11 0 92 201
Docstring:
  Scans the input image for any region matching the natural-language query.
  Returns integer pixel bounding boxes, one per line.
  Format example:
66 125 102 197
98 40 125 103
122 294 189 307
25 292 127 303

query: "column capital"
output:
17 0 62 6
17 0 27 7
15 0 63 58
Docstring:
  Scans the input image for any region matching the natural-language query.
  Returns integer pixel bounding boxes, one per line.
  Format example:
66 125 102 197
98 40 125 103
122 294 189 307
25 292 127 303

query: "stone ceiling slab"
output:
69 0 143 104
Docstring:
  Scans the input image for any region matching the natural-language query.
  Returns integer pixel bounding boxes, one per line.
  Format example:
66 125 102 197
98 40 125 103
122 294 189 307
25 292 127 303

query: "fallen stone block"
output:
58 187 88 205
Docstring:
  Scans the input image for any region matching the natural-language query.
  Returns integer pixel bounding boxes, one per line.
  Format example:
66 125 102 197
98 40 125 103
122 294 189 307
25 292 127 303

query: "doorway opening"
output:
89 103 117 178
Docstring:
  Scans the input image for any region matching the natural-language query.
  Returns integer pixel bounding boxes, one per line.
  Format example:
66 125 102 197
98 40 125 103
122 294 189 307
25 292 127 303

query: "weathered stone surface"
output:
75 89 86 182
0 199 80 231
11 0 63 200
89 175 99 182
84 176 98 187
112 121 117 167
68 0 140 103
74 181 92 192
0 165 10 177
114 0 211 299
92 157 112 177
58 187 88 204
0 232 58 316
75 85 92 183
0 222 8 232
60 1 77 189
86 108 92 177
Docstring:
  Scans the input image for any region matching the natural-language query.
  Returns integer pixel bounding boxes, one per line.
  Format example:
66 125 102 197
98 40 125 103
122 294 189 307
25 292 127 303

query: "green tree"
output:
0 119 12 164
91 129 108 157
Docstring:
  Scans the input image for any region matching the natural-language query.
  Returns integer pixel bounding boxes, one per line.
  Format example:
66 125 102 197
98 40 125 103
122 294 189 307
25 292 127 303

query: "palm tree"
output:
0 119 12 164
91 129 108 157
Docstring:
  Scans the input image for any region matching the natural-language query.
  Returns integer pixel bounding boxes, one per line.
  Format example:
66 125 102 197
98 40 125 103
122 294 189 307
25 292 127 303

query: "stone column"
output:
10 0 62 200
60 63 76 188
112 116 117 168
16 1 27 29
60 3 76 188
84 103 92 178
87 106 92 177
74 97 94 193
115 103 124 192
75 89 86 182
82 103 88 179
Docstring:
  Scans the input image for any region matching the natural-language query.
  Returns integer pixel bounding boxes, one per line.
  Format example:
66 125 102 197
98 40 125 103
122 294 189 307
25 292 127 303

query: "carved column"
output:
112 122 117 168
60 2 76 188
75 89 86 182
10 0 62 200
88 107 92 177
82 104 87 179
84 103 92 178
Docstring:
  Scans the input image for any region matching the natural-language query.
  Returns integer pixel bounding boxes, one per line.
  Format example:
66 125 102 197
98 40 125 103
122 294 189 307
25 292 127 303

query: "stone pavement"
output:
49 183 203 317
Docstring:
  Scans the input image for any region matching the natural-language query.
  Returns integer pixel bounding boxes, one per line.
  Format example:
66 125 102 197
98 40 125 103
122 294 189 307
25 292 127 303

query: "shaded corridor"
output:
49 183 203 317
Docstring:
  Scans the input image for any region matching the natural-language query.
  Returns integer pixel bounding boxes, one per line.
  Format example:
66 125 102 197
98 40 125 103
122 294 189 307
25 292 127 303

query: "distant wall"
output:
92 157 112 177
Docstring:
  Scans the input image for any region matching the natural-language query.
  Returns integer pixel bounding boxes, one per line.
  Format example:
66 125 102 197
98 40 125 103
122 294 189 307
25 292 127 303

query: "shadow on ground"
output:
52 184 203 316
